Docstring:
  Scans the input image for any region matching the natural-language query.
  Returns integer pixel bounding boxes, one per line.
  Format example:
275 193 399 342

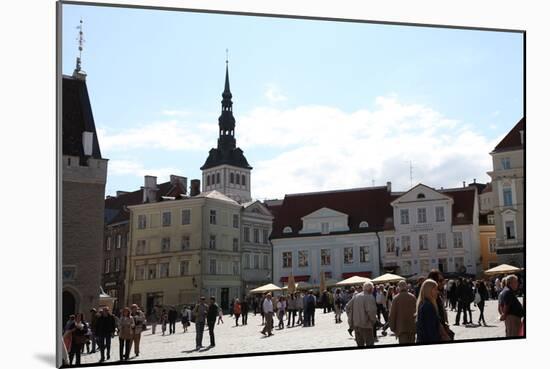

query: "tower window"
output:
207 175 211 186
242 175 246 186
236 173 241 185
230 173 234 184
216 173 220 184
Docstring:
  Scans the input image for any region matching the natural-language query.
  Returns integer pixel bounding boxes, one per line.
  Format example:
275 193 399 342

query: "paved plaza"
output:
79 299 511 365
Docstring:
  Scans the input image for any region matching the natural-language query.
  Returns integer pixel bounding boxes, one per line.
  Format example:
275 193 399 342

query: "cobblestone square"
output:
79 299 511 365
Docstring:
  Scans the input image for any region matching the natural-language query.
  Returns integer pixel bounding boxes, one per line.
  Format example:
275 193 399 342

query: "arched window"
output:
207 175 211 186
417 193 426 199
283 226 292 234
457 212 465 218
242 175 246 186
359 221 369 228
236 173 241 185
216 173 220 184
230 173 234 184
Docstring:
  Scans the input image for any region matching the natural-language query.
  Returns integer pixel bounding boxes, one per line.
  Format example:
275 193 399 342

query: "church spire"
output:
73 19 87 80
217 52 236 151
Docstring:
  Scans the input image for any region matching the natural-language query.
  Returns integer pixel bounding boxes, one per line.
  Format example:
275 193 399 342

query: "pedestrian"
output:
415 279 441 343
181 306 191 333
95 307 116 362
217 307 224 325
149 305 159 335
67 313 88 366
475 281 489 326
427 270 454 341
233 298 242 326
321 290 329 313
88 308 99 354
117 307 135 361
499 275 524 337
207 296 221 347
161 310 168 336
449 280 458 310
193 296 209 350
286 293 296 327
345 287 356 336
261 293 274 336
333 288 344 324
276 296 286 329
346 281 377 347
130 304 146 357
389 280 417 344
260 293 266 325
305 290 317 327
241 298 249 325
295 292 304 325
464 279 474 324
229 298 235 317
454 278 469 326
168 306 177 334
375 285 388 323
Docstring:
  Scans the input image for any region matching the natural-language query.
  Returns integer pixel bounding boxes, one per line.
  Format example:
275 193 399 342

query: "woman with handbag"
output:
67 312 88 366
415 279 442 343
475 281 488 326
118 307 135 361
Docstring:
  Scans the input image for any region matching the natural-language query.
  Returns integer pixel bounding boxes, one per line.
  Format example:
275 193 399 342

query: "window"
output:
263 229 269 244
116 234 122 249
181 209 191 225
147 264 157 279
216 173 220 184
401 236 411 252
501 157 511 170
262 255 269 269
489 238 497 253
400 209 409 225
344 247 354 264
419 234 428 251
136 240 147 255
401 260 412 275
453 232 463 248
236 173 240 185
138 215 147 229
254 254 260 269
253 228 260 243
417 193 426 199
207 175 211 186
209 235 216 249
488 214 495 225
106 236 112 251
359 221 369 228
321 249 331 266
283 226 292 234
232 238 239 252
298 250 309 267
104 259 110 274
135 265 145 280
436 206 445 222
282 252 292 268
244 227 250 242
417 208 427 223
209 259 217 274
242 175 246 186
321 222 329 234
233 214 239 228
162 211 171 227
454 257 465 271
385 237 395 253
233 261 240 275
437 233 447 249
180 260 189 276
505 221 516 239
420 259 430 273
230 173 235 184
438 258 448 273
244 254 250 269
181 235 190 250
158 237 169 253
503 188 513 206
360 246 370 262
114 257 120 272
210 210 217 225
159 263 170 278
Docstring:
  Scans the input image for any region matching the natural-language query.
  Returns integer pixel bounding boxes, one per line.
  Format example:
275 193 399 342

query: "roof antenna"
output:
73 18 87 80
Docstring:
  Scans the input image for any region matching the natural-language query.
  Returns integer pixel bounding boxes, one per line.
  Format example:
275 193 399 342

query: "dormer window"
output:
359 221 369 228
457 212 465 219
283 226 292 234
321 222 329 234
417 193 426 199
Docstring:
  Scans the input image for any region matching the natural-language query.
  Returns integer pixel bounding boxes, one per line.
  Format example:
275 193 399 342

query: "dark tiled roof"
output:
271 187 394 239
440 188 476 225
481 183 492 194
479 211 494 226
62 75 102 159
493 117 525 152
200 147 252 170
104 181 186 225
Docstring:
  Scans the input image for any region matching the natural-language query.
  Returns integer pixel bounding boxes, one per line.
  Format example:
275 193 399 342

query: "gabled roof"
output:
493 117 525 153
271 187 394 239
62 75 102 159
390 183 452 205
439 187 476 225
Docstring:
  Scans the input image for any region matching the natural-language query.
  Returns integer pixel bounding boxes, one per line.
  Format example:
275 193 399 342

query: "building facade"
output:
478 184 498 270
487 118 525 267
62 70 108 322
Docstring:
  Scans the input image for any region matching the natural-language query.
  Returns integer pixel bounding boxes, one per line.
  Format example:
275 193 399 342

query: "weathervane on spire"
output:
226 48 229 65
73 19 87 79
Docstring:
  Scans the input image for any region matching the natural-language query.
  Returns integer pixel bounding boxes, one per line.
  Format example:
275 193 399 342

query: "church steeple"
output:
218 55 236 151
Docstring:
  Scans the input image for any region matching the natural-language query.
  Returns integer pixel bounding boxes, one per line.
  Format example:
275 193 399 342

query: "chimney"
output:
82 131 93 156
170 175 188 194
142 175 158 203
520 130 524 145
473 178 476 184
463 181 466 188
386 181 392 193
190 179 201 196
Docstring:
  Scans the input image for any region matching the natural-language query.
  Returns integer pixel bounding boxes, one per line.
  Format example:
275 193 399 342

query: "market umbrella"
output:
372 273 405 284
249 283 282 294
484 264 523 276
287 274 296 294
319 272 326 292
336 275 371 286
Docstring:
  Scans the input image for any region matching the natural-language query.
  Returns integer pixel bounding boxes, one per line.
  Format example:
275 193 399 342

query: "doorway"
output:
62 291 76 327
221 288 229 312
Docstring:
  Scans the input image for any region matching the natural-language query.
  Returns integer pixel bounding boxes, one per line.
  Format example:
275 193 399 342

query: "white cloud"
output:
108 159 180 180
160 109 192 118
264 84 288 103
240 96 498 200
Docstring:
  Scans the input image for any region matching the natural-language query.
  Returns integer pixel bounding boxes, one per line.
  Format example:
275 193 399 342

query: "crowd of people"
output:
61 271 524 366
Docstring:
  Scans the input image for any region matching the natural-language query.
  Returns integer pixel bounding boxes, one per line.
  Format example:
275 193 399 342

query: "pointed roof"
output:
493 117 525 153
222 63 232 99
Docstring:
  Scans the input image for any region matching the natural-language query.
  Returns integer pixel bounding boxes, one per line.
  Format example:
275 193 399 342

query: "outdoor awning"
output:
372 273 405 284
336 275 372 286
484 264 523 276
249 283 282 294
280 275 310 282
341 271 372 279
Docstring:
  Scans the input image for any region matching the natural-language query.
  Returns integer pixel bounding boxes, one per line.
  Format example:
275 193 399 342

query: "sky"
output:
62 4 523 200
